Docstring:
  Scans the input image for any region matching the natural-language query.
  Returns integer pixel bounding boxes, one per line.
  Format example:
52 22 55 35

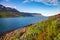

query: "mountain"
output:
0 4 42 18
0 4 20 13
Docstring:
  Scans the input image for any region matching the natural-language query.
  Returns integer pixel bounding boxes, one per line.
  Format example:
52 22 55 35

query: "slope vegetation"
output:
10 14 60 40
0 14 60 40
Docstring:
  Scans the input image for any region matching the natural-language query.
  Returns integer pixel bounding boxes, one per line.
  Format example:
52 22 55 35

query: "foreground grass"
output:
11 14 60 40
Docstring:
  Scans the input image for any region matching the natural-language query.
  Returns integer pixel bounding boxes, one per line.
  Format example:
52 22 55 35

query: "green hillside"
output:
0 12 20 18
11 14 60 40
0 11 24 18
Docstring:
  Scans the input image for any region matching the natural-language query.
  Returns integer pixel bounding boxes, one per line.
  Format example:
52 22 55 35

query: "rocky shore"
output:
0 24 33 40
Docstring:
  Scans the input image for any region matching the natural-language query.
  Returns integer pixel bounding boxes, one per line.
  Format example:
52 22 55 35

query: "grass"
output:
0 11 23 18
11 14 60 40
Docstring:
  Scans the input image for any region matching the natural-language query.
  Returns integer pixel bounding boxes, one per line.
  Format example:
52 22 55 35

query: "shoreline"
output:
0 20 39 40
0 23 34 40
0 23 33 36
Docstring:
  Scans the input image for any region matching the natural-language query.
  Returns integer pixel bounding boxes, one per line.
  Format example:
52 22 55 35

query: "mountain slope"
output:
0 4 42 18
36 14 60 40
0 14 60 40
12 14 60 40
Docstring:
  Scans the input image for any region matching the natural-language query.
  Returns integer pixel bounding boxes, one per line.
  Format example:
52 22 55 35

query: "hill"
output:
11 14 60 40
0 4 42 18
0 14 60 40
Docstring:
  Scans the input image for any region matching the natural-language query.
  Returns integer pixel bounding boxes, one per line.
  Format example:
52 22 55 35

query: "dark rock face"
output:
0 4 6 11
0 4 20 13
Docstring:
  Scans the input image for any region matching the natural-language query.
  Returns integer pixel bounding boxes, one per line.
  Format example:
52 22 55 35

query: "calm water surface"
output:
0 16 46 34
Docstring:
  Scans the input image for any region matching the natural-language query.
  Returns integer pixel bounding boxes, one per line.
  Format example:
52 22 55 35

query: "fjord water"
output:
0 16 47 34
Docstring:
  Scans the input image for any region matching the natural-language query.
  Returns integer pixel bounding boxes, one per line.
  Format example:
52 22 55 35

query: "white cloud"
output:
23 0 59 6
6 6 16 8
23 0 29 3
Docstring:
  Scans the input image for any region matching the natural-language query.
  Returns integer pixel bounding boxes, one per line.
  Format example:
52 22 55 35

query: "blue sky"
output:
0 0 60 16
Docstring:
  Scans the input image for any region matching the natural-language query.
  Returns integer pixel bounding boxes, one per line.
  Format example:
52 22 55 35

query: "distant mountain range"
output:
0 4 42 18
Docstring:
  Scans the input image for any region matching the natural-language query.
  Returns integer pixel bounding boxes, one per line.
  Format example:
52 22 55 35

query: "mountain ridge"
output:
0 4 42 18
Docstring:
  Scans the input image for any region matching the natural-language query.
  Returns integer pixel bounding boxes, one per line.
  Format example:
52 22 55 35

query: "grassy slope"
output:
0 11 24 18
10 14 60 40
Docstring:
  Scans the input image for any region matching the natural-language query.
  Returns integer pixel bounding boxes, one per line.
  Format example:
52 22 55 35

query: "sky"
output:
0 0 60 16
